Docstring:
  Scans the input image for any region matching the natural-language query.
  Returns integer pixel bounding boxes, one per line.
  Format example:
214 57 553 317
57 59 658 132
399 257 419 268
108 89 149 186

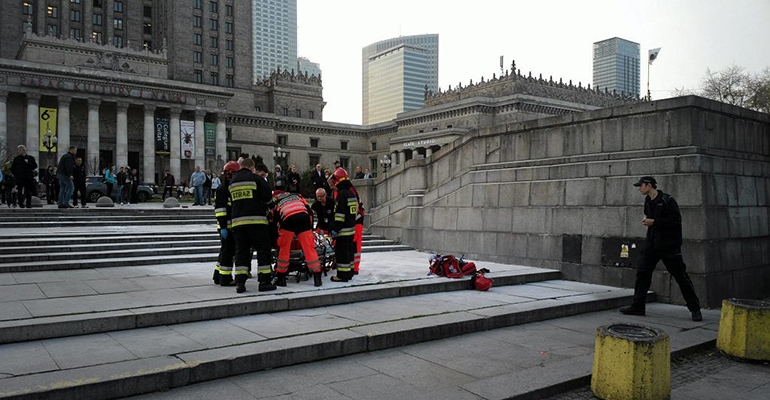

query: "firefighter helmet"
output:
221 161 240 177
330 167 349 184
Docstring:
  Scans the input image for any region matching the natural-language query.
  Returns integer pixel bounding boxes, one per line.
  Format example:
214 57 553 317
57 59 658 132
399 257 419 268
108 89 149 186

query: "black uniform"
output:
330 180 358 281
11 153 37 208
213 180 235 286
310 197 336 233
631 191 701 312
229 168 274 290
72 162 87 206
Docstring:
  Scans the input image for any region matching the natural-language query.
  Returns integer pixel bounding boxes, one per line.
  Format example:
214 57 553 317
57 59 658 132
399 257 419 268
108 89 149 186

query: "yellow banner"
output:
39 107 58 153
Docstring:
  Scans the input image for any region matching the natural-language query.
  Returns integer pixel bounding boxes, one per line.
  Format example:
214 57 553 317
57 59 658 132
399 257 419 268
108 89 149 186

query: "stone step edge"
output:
0 232 381 240
0 270 561 344
0 220 214 228
0 290 644 400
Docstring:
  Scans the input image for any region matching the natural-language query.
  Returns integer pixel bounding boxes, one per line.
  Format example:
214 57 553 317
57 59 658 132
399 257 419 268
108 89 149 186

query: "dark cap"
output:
633 176 657 187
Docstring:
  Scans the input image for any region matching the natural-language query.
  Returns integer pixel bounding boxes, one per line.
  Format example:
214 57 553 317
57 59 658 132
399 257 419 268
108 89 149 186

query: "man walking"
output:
56 146 77 208
620 176 702 321
190 165 206 206
72 156 88 208
162 170 175 200
11 145 37 208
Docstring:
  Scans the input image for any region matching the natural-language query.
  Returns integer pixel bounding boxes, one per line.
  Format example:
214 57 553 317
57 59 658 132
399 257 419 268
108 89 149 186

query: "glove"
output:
330 231 338 238
219 228 228 239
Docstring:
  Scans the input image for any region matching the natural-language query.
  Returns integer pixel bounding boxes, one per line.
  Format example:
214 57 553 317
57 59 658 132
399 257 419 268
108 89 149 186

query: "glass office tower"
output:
592 37 640 98
252 0 297 83
367 44 429 125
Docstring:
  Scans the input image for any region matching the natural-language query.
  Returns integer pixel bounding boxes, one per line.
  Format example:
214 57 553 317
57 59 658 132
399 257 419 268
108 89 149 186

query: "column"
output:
35 0 46 36
143 105 156 184
398 151 405 165
169 107 181 180
105 0 114 46
194 109 206 166
216 112 227 166
425 147 433 158
115 102 129 168
25 93 41 165
0 91 7 163
56 96 71 162
87 99 101 173
61 1 70 38
391 151 397 166
83 0 93 42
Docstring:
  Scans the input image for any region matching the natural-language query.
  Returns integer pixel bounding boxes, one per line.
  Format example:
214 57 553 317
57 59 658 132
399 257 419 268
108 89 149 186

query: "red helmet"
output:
330 167 349 184
221 161 240 177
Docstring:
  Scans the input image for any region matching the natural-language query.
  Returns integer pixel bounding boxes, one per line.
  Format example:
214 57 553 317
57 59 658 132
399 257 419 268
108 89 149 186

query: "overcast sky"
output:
297 0 770 125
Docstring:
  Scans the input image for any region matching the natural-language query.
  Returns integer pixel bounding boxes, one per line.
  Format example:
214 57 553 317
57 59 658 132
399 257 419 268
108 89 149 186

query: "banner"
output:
155 118 170 155
180 120 195 159
204 123 216 157
39 108 58 154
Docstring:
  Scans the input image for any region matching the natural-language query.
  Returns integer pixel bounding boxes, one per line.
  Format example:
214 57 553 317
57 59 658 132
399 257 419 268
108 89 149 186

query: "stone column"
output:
425 147 433 158
35 1 46 36
56 96 71 162
143 105 156 184
105 0 114 46
194 109 206 166
398 151 405 165
169 107 182 180
115 102 129 168
216 112 227 166
391 151 398 166
83 0 93 42
0 91 7 163
87 99 101 173
25 93 41 164
61 1 70 38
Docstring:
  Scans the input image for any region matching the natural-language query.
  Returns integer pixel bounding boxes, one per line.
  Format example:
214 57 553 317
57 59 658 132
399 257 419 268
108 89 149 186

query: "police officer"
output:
213 161 240 287
328 168 358 282
272 189 323 287
229 157 275 293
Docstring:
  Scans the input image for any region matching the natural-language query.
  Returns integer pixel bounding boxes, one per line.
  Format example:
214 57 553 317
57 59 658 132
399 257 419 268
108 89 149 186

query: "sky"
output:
296 0 770 126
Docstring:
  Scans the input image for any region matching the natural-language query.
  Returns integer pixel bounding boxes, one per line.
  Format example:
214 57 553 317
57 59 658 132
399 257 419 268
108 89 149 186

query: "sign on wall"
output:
180 120 195 159
204 123 216 157
155 118 170 155
39 108 58 153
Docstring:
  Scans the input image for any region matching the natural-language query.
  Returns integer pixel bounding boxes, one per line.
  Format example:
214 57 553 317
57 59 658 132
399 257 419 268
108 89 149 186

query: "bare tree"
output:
746 67 770 114
701 65 750 107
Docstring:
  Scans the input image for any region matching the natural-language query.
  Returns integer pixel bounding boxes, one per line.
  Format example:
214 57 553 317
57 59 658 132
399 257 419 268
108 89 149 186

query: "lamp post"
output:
42 127 58 167
273 146 287 167
379 154 392 176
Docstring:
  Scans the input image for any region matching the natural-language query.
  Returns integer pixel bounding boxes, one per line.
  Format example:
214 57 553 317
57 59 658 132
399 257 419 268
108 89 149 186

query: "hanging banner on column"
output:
204 123 216 157
180 120 195 159
39 108 58 154
154 118 170 155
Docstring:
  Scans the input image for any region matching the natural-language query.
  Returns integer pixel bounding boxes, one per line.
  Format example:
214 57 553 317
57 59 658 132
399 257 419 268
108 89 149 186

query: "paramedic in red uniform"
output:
272 190 323 287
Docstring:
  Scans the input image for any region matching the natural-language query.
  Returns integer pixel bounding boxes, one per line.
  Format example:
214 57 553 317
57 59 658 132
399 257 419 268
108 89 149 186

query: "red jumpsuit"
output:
274 193 321 276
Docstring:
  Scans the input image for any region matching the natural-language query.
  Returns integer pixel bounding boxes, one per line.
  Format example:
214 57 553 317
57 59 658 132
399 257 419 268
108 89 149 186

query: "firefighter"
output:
311 187 335 235
229 157 275 293
328 168 358 282
353 196 364 275
272 189 323 287
213 161 240 286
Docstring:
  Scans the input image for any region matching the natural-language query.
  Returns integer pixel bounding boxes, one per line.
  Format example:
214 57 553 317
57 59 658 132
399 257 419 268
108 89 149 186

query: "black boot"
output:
275 272 287 287
258 281 276 292
213 270 220 285
314 272 322 287
235 275 247 293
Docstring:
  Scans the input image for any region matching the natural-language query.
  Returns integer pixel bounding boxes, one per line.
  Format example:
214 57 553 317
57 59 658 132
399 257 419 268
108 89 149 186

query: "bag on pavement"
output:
429 254 477 278
470 268 493 291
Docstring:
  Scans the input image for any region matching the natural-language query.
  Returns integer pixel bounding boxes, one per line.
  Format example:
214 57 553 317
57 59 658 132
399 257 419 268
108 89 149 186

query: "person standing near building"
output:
103 164 117 201
229 157 275 293
354 166 364 179
311 164 325 194
328 168 358 282
287 165 301 194
272 189 323 287
203 169 213 205
190 165 206 206
311 188 335 235
213 161 239 287
11 145 37 208
116 167 128 204
162 170 175 200
72 156 87 208
130 167 140 203
363 168 373 179
272 164 286 190
620 176 702 321
56 146 76 208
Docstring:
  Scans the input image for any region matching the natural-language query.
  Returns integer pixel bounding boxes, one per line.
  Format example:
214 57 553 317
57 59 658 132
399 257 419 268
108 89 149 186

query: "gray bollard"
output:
163 197 181 208
95 196 115 208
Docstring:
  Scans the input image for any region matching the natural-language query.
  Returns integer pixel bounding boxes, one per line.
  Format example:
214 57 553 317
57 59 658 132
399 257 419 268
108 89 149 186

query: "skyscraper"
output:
297 56 321 78
592 37 640 98
252 0 297 83
362 34 438 125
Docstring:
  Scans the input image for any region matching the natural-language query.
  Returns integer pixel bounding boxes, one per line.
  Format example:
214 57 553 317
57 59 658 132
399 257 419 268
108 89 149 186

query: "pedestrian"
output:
229 157 275 293
273 164 286 190
203 168 213 205
333 160 340 170
311 188 335 235
620 176 703 321
56 145 77 208
210 172 221 202
272 188 323 287
116 166 128 204
363 168 373 179
190 165 206 205
213 161 240 287
44 166 57 204
287 165 301 194
4 173 17 208
11 145 38 208
72 156 87 208
103 164 117 201
130 167 140 203
162 170 175 200
322 168 332 195
311 163 325 193
327 168 358 282
354 166 364 179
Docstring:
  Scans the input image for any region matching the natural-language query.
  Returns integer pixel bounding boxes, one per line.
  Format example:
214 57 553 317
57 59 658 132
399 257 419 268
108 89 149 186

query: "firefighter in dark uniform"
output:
229 157 275 293
272 189 323 287
311 187 335 235
328 168 358 282
213 161 240 287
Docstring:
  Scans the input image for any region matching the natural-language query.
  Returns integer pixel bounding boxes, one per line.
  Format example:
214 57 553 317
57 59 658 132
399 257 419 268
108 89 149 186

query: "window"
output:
193 15 202 27
70 10 81 22
225 22 233 34
194 69 203 83
92 31 102 43
340 157 349 170
48 24 59 37
255 106 261 112
225 39 233 50
210 72 219 85
209 1 218 13
114 1 123 12
370 158 379 177
22 21 33 33
143 5 152 18
309 154 320 168
340 141 348 150
193 51 202 63
225 75 234 88
310 138 319 148
47 6 58 18
113 35 123 48
295 109 301 118
93 0 103 7
113 18 123 30
210 36 218 48
143 23 152 35
371 142 377 151
309 111 314 120
193 0 202 10
209 19 217 30
23 2 33 15
92 13 102 26
71 0 81 4
210 53 218 66
282 107 288 116
277 135 288 145
70 28 81 39
226 57 233 68
193 33 202 45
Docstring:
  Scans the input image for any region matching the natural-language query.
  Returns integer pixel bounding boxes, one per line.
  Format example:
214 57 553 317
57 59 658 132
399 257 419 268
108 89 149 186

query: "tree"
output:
674 64 770 113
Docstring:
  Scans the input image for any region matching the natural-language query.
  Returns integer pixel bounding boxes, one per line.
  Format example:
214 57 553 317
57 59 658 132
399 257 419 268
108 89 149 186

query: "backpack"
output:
470 268 493 291
429 254 477 278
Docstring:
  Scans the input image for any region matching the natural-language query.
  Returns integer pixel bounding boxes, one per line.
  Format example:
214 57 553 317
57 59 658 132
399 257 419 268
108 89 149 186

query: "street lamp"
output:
42 127 58 166
273 146 287 165
379 154 392 175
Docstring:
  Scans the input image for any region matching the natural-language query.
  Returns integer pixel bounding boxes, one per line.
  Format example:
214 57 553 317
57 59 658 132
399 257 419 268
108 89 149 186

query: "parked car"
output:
85 176 158 203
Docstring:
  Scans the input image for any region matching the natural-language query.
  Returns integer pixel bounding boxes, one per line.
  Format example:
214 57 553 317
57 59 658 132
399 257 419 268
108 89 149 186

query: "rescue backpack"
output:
429 254 477 278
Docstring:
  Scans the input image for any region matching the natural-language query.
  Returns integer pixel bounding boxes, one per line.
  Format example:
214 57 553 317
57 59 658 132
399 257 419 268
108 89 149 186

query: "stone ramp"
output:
0 279 647 400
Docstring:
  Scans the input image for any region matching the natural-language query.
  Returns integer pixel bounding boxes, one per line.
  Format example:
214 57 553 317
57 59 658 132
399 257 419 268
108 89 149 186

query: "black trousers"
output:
233 225 272 283
334 235 355 280
72 180 87 206
632 246 701 311
214 231 236 285
162 186 173 199
17 179 36 208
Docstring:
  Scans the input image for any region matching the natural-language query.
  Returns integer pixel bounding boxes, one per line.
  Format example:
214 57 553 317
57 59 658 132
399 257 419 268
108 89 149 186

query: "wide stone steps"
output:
0 218 215 228
0 276 645 400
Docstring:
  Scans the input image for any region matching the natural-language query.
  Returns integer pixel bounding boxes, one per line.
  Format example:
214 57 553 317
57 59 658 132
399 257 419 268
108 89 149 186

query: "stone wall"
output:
367 96 770 308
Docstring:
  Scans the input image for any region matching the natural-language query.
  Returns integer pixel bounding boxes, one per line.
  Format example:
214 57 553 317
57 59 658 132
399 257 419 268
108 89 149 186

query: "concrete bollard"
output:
591 323 670 400
163 197 181 208
95 196 115 207
717 298 770 361
29 196 44 208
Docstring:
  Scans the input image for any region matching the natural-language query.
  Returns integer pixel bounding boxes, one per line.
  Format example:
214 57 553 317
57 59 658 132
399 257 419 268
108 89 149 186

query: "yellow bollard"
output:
717 298 770 361
591 323 670 400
